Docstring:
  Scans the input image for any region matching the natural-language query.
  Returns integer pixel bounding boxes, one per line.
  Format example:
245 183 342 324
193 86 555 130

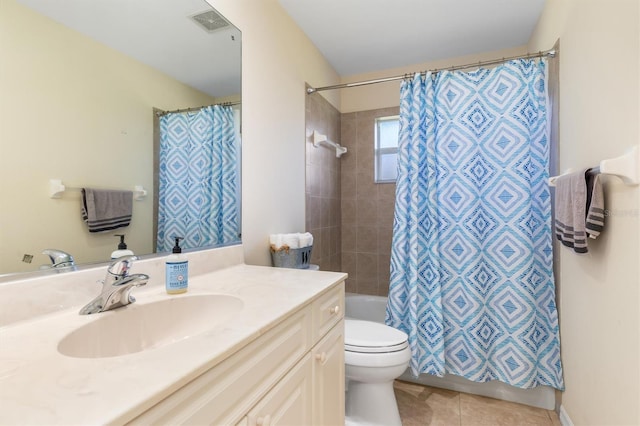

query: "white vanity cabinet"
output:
311 289 345 426
128 281 345 426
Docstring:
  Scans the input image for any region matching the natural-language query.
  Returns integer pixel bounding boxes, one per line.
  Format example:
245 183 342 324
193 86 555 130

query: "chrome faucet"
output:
79 255 149 315
42 249 75 269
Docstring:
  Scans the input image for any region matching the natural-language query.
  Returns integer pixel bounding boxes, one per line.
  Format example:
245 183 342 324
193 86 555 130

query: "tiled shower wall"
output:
304 99 399 296
340 107 399 296
304 92 342 271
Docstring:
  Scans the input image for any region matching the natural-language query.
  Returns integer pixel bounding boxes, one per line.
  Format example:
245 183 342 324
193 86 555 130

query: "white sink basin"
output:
58 294 243 358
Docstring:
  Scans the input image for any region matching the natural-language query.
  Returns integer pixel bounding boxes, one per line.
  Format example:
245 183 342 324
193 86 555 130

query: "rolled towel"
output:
270 232 314 250
269 234 283 249
299 232 314 248
282 233 300 249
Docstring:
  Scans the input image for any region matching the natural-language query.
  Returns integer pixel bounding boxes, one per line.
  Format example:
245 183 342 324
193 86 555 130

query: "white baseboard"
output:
559 405 574 426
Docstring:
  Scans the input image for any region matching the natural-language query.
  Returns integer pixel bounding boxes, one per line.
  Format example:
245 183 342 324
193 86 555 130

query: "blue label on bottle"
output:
166 261 188 291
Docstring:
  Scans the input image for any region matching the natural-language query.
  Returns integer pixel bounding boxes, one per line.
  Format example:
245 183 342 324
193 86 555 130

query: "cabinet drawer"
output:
312 282 344 341
128 308 312 425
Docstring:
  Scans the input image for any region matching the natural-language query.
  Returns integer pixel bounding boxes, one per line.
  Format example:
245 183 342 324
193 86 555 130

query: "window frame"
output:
374 115 400 183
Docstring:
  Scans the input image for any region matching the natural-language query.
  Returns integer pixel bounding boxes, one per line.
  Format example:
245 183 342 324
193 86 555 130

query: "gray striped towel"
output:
585 174 605 238
555 169 588 253
81 188 133 233
554 168 605 253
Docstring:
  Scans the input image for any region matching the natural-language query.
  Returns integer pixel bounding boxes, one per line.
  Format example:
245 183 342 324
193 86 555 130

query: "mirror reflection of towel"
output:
81 188 133 233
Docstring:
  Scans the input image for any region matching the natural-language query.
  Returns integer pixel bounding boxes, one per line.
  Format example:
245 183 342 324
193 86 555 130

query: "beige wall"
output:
529 0 640 424
0 0 217 272
207 0 341 265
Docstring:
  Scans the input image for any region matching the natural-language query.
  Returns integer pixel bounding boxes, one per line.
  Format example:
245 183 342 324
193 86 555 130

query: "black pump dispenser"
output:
115 234 127 250
111 234 134 259
172 237 183 254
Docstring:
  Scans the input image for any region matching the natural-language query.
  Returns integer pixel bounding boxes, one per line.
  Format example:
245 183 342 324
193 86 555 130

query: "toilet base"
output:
345 379 402 426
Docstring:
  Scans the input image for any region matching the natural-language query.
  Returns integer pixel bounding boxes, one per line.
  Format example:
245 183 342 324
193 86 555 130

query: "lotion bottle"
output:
111 234 134 259
165 237 188 294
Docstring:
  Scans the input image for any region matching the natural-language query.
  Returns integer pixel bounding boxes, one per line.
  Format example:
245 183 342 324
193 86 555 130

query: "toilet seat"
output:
345 319 408 353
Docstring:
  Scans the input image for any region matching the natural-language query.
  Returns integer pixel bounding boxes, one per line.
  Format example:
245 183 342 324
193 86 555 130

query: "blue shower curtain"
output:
157 105 239 252
386 59 564 390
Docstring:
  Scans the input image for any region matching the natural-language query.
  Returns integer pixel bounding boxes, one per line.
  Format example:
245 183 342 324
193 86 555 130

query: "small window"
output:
374 116 399 183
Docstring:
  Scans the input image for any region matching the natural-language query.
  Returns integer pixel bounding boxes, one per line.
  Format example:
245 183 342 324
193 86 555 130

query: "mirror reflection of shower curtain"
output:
157 105 240 252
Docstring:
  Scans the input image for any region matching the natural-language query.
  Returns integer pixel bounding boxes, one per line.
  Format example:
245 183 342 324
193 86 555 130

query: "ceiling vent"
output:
190 10 229 33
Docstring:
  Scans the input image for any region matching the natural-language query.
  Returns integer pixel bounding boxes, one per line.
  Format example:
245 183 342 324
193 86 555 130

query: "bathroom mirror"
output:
0 0 241 275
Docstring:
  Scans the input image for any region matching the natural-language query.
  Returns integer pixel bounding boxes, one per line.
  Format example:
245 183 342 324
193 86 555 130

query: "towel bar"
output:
548 146 639 186
49 179 147 200
311 130 347 158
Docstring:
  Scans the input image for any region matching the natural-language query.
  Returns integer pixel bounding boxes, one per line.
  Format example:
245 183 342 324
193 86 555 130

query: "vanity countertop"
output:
0 263 346 425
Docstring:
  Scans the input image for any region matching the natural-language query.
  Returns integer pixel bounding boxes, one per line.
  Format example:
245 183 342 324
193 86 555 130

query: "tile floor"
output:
394 380 562 426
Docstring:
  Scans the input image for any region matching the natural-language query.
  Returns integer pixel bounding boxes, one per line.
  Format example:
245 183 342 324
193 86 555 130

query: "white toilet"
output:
344 319 411 426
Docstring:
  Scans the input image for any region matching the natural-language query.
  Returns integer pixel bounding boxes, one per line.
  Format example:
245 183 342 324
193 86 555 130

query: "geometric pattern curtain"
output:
157 105 239 252
386 59 564 390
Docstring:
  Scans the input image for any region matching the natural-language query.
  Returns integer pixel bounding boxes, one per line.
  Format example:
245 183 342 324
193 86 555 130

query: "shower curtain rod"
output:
307 49 556 94
155 101 241 117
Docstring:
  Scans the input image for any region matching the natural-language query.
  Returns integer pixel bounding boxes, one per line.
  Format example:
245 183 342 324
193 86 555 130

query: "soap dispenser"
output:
111 234 134 259
166 236 188 294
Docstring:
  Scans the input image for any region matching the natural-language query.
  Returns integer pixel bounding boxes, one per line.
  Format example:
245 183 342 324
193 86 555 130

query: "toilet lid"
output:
345 319 409 353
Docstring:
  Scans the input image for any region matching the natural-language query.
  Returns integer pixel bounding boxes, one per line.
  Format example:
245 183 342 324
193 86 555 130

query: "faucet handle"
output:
107 255 138 277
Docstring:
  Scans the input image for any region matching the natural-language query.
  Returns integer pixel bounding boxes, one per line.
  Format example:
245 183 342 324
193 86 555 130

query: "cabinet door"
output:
312 321 345 426
247 354 313 426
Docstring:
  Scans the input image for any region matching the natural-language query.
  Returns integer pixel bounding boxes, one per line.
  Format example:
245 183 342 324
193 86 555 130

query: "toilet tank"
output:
345 293 388 323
